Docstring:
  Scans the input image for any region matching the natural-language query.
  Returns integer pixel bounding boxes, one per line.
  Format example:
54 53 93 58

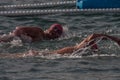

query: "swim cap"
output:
50 23 63 35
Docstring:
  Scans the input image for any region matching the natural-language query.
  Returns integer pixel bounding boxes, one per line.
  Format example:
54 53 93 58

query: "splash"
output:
10 37 23 47
58 25 77 40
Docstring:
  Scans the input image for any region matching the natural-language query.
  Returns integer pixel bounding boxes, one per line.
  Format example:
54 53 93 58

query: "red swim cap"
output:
50 23 63 34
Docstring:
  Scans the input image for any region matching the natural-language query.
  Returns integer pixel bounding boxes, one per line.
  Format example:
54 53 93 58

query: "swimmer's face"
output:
47 24 63 38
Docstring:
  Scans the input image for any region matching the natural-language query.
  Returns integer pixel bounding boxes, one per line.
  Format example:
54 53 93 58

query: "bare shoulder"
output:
16 26 43 30
14 26 44 35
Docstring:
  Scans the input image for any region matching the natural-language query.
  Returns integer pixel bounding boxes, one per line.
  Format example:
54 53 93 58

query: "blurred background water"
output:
0 0 120 80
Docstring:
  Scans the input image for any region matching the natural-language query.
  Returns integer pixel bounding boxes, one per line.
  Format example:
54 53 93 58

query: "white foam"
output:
10 37 23 47
58 25 77 40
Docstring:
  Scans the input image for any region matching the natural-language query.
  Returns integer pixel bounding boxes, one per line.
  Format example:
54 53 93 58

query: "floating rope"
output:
0 8 120 16
0 1 76 10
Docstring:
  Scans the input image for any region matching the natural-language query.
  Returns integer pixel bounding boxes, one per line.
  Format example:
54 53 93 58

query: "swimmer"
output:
0 33 119 58
0 23 63 42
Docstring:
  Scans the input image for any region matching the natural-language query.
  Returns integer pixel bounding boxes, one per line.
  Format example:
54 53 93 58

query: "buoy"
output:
77 0 120 9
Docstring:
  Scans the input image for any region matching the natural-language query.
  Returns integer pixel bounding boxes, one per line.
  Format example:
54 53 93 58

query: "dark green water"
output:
0 1 120 80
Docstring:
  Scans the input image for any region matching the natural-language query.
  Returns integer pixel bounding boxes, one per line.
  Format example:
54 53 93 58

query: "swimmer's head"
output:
45 23 63 39
50 23 63 35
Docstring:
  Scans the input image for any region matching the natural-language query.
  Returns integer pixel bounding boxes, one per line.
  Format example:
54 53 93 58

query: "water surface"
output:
0 1 120 80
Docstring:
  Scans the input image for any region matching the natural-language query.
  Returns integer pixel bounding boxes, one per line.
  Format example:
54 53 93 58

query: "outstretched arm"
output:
52 46 76 55
51 34 100 55
76 33 120 49
52 34 120 55
103 34 120 45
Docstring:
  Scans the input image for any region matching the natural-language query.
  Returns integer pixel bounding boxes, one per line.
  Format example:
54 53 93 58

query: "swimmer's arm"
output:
75 34 100 49
76 33 120 49
50 34 120 55
50 34 102 55
103 34 120 45
87 33 120 46
52 46 77 55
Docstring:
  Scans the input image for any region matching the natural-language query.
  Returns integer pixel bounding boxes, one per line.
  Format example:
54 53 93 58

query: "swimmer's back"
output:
13 26 45 41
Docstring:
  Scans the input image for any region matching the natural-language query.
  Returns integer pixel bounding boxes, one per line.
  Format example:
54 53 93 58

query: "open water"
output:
0 0 120 80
